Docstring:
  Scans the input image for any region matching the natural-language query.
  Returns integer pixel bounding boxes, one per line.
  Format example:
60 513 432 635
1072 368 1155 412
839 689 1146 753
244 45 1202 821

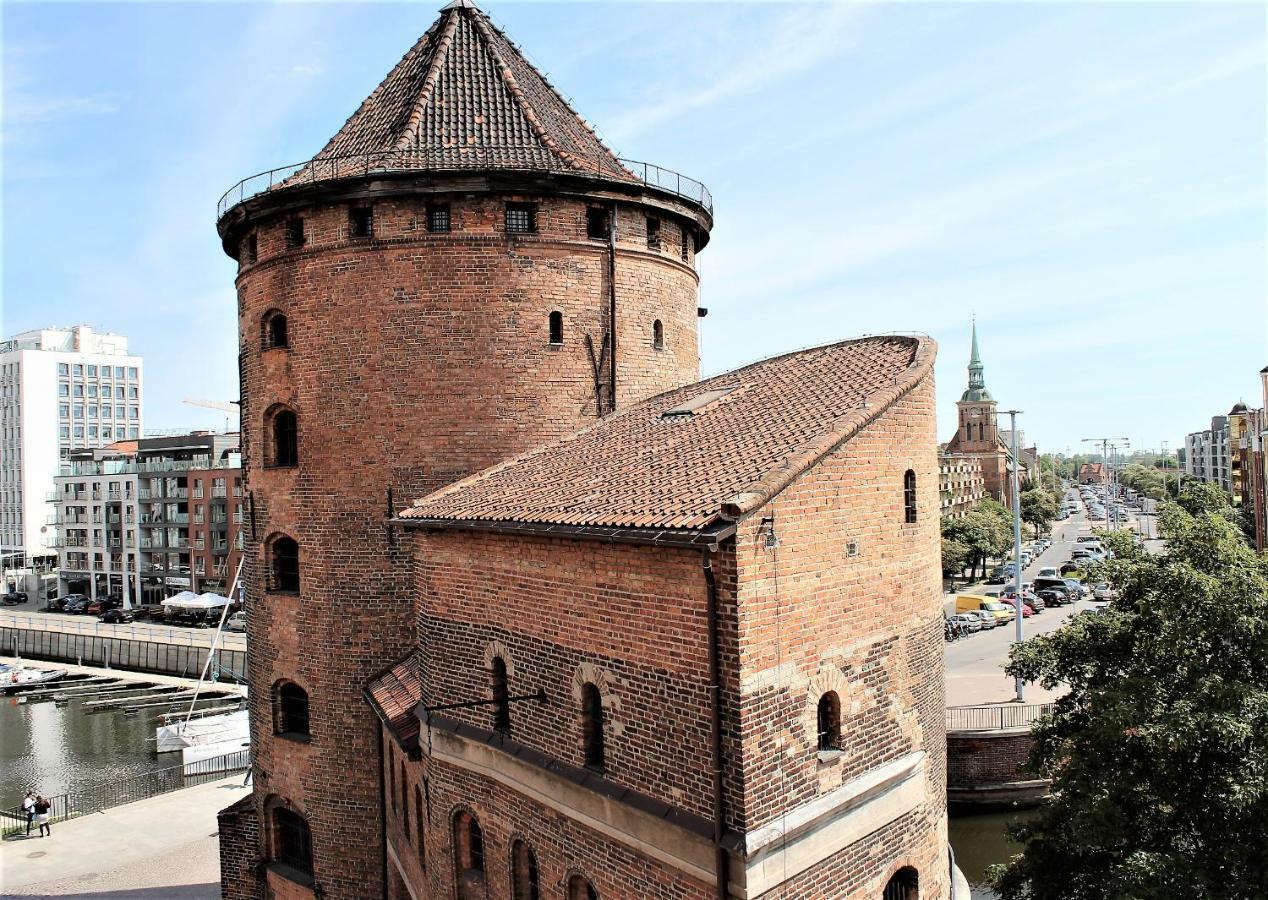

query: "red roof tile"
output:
303 1 630 179
400 336 936 537
365 656 422 749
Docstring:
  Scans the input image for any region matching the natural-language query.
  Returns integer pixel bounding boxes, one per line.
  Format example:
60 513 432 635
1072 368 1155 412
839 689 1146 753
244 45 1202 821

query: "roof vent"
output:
661 386 739 419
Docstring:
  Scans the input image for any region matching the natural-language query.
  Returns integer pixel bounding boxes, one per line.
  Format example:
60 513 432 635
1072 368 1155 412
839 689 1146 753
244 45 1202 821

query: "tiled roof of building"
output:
400 336 935 537
308 0 630 178
365 657 422 750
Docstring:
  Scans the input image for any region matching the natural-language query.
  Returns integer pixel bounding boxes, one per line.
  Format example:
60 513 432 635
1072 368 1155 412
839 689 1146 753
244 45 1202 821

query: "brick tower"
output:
214 2 713 895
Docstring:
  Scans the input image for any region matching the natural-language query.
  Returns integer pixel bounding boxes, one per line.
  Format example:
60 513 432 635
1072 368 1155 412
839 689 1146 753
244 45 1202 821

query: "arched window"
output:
491 657 511 735
567 874 599 900
414 785 426 869
549 311 564 345
454 811 485 900
903 469 917 524
272 806 313 875
270 535 300 593
267 407 298 468
581 682 605 770
817 691 841 751
652 319 664 350
510 840 539 900
262 310 289 349
882 867 919 900
274 681 310 738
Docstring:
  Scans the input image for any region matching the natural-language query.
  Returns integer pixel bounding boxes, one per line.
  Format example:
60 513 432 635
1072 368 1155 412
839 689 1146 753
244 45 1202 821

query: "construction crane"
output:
182 398 240 432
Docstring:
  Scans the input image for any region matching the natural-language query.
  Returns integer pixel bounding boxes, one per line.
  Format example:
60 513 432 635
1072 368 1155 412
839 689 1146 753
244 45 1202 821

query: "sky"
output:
3 1 1265 455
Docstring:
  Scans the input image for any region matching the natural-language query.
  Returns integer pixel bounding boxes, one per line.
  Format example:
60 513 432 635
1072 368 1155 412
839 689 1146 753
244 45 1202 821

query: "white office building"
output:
0 326 143 570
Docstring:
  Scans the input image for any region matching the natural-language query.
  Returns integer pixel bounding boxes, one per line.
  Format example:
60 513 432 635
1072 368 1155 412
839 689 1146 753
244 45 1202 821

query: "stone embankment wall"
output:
1 626 245 681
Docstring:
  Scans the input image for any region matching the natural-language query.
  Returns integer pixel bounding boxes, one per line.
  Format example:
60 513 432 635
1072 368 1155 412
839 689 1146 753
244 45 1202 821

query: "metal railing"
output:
1 611 248 649
945 703 1054 732
0 749 250 836
217 148 712 219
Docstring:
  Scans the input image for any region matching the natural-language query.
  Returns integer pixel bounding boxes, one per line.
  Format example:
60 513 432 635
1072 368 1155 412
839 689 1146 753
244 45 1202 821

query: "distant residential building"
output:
1242 374 1268 552
939 451 986 518
1078 462 1108 485
0 325 143 568
53 431 241 604
1185 416 1231 493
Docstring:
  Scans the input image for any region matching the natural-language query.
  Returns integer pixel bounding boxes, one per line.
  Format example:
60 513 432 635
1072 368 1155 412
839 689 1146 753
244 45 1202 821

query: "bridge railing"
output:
945 703 1054 732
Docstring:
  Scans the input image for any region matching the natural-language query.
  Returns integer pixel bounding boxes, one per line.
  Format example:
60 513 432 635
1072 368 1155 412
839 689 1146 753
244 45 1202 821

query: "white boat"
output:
157 708 249 767
2 664 68 693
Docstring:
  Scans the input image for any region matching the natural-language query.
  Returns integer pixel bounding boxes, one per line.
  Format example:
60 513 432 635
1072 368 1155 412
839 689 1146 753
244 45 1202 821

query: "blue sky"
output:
4 1 1265 455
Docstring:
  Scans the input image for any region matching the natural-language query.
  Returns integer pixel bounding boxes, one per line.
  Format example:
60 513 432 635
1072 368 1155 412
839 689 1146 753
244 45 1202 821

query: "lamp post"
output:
1004 410 1025 702
1082 437 1129 532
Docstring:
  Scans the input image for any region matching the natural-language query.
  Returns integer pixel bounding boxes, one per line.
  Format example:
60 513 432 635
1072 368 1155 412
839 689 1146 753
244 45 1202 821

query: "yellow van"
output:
956 594 1014 623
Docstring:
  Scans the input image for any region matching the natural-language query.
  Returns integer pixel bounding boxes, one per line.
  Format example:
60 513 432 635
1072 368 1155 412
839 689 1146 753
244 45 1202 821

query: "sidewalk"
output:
0 774 248 899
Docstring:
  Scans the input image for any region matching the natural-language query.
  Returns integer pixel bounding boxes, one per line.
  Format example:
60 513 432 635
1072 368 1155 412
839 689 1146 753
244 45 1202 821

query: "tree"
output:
941 536 970 582
944 504 1012 581
1019 489 1057 539
989 483 1268 899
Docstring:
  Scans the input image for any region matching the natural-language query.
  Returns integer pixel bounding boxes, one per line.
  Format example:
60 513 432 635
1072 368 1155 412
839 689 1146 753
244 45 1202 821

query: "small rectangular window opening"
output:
285 218 305 249
506 203 536 235
427 204 451 233
245 233 258 264
680 225 691 261
350 207 374 239
586 207 610 240
646 217 661 250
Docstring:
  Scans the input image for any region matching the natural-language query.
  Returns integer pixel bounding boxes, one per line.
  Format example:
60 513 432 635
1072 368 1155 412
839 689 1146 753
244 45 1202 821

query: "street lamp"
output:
1004 410 1025 703
1082 437 1129 532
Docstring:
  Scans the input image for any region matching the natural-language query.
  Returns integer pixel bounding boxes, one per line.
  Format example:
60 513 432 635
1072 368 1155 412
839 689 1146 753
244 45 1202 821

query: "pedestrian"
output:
33 795 51 837
22 791 35 836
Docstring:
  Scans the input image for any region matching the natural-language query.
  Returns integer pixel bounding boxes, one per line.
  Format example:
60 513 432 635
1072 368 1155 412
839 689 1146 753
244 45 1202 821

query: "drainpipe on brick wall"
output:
376 723 389 899
702 551 729 899
608 201 619 414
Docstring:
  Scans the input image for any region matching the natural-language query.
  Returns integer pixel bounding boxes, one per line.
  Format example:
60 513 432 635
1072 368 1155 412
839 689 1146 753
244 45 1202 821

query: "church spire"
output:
960 319 994 403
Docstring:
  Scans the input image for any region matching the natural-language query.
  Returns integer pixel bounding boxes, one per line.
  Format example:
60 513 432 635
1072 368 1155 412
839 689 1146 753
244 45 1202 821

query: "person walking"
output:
22 792 35 836
33 795 51 837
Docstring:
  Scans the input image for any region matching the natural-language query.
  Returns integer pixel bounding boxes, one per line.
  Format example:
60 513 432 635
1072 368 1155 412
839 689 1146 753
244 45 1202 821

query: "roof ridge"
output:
313 22 443 160
717 337 936 523
391 8 463 153
466 8 576 169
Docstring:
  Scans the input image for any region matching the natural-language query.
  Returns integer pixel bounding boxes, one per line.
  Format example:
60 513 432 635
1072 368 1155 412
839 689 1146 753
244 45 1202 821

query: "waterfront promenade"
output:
0 773 248 899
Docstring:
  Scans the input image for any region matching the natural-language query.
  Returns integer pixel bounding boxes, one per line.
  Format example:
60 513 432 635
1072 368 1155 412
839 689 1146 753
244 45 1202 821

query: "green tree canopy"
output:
1019 489 1058 537
990 483 1268 899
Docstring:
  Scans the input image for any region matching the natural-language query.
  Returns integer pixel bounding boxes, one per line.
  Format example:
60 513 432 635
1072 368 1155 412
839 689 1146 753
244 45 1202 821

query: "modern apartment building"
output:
53 431 241 603
1184 416 1231 492
0 325 142 569
939 451 986 518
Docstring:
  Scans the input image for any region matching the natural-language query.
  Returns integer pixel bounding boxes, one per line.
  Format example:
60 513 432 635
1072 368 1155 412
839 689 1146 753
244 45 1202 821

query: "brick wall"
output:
730 374 948 882
946 731 1035 786
218 794 263 900
231 184 705 900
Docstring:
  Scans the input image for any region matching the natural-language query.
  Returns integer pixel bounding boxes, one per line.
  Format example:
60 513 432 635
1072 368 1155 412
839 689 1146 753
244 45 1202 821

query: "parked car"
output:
985 571 1008 585
1092 583 1117 601
134 603 168 621
225 611 247 632
86 598 122 616
53 593 85 612
1064 578 1091 599
963 610 996 629
1036 567 1061 579
2 592 26 606
980 600 1015 624
99 608 135 624
1001 598 1034 618
64 597 92 614
950 613 982 633
1036 588 1067 608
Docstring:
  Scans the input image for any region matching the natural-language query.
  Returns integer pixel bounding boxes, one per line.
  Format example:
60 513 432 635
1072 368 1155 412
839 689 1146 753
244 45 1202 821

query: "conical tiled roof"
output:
310 1 631 178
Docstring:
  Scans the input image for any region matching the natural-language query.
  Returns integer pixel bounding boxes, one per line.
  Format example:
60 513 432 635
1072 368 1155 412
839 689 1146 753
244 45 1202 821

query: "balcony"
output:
169 513 190 525
212 488 227 498
171 488 189 499
193 539 205 550
138 489 153 499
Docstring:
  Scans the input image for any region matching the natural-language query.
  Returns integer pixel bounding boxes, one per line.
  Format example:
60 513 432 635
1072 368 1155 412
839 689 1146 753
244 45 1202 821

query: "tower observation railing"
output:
216 148 712 220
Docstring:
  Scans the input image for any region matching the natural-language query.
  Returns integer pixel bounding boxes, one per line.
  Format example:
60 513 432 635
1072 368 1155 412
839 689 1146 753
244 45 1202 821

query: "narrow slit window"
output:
270 536 300 593
491 657 511 735
245 233 258 264
549 311 564 345
817 691 841 751
680 225 691 261
646 217 660 250
903 469 917 524
581 682 605 770
652 319 664 351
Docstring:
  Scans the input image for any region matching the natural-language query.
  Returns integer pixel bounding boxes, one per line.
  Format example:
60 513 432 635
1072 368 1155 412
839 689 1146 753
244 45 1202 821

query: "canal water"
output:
0 689 180 809
949 809 1037 899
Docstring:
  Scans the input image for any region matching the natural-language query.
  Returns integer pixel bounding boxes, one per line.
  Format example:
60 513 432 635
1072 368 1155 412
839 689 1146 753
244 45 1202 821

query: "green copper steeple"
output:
960 319 994 403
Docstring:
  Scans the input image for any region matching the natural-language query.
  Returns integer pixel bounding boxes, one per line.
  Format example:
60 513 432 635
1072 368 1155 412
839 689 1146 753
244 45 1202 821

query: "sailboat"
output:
154 558 249 769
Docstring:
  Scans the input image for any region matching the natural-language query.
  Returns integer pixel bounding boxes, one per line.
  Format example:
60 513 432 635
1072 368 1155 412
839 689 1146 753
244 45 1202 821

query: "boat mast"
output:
180 556 245 730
